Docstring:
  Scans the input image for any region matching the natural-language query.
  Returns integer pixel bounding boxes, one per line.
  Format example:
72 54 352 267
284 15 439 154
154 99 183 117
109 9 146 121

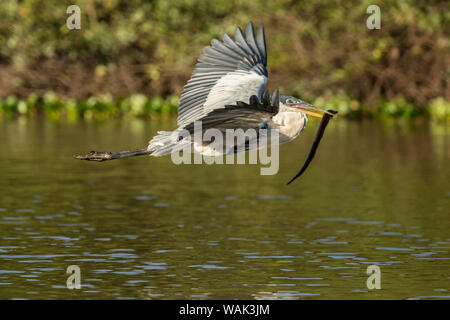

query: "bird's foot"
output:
74 151 113 161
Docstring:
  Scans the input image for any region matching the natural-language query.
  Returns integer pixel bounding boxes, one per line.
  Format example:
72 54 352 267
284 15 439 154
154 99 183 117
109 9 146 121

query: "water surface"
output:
0 118 449 299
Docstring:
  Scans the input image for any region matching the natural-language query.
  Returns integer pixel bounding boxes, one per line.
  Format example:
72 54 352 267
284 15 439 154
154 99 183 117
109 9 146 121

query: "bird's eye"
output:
286 99 294 104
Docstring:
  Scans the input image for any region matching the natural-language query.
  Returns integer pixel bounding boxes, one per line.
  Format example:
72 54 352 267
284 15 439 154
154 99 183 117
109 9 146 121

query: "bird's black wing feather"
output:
178 22 268 127
184 89 279 133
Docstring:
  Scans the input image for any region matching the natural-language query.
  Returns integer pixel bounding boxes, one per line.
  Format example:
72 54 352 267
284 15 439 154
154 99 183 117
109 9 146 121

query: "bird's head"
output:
279 95 334 119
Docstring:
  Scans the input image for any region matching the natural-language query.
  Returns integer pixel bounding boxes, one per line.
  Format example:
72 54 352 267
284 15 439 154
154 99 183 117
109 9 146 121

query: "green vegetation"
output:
1 92 449 121
0 0 448 120
0 93 179 120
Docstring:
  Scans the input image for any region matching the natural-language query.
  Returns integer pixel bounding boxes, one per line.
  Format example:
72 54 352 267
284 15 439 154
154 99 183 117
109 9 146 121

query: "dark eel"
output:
286 109 338 185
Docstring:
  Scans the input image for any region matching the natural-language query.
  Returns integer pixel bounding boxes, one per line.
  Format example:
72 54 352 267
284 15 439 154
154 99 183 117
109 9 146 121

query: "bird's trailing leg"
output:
74 148 151 162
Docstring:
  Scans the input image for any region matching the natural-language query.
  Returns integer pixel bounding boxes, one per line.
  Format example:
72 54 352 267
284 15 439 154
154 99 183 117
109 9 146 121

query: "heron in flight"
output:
76 22 337 184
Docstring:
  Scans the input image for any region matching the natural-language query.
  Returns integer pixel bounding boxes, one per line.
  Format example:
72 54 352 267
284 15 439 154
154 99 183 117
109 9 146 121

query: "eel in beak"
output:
287 109 338 185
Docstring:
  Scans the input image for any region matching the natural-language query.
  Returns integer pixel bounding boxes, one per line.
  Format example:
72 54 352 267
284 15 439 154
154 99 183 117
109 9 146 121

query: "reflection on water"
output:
0 118 449 299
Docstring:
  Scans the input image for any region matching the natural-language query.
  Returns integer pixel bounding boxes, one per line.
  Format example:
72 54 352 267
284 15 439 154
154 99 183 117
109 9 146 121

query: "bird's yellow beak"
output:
299 110 324 118
291 104 336 119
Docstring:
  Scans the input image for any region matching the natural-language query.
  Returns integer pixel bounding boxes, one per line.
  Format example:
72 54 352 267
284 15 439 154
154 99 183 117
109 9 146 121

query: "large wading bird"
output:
75 22 337 184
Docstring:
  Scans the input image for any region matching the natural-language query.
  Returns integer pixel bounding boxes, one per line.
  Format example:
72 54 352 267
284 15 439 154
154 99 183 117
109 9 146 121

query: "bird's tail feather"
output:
148 130 190 156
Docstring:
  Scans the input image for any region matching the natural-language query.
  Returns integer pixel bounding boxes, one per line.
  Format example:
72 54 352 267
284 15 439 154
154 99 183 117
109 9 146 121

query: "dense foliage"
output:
0 0 449 119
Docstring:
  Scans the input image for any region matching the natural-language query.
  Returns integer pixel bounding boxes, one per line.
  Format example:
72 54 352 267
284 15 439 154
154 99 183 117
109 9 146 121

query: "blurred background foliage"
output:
0 0 449 119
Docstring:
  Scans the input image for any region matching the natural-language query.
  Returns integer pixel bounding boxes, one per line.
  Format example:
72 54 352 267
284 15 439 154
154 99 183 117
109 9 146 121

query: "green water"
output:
0 117 449 299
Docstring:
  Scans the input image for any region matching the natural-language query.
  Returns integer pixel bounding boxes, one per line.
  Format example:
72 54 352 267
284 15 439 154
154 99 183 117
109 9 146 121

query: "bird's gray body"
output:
148 22 310 157
75 21 336 179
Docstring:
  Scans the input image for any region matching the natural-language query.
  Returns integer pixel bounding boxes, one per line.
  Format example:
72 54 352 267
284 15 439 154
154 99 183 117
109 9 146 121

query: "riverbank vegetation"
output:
1 93 449 121
0 0 448 120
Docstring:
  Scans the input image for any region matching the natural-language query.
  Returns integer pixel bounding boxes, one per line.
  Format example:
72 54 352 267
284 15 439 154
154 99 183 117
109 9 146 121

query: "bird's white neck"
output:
270 111 308 144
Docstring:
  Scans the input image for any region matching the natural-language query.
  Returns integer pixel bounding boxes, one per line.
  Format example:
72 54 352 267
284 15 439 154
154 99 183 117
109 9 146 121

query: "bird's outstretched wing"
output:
184 88 279 133
177 22 268 127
